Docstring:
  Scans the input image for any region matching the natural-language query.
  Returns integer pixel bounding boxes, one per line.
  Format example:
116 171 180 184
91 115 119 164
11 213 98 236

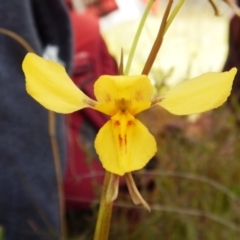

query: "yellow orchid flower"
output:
22 53 237 176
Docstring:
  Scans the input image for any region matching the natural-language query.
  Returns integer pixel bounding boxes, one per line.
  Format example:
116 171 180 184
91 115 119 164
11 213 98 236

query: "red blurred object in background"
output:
83 0 118 17
142 0 160 14
66 0 118 17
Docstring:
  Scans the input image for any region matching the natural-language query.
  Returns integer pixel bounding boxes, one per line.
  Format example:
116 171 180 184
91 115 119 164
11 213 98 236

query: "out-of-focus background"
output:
101 0 233 84
65 1 240 240
2 0 240 239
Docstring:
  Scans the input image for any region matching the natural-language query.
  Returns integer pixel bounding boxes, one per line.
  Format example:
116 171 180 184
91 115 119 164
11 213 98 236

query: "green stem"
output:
124 0 156 75
93 171 114 240
164 0 185 34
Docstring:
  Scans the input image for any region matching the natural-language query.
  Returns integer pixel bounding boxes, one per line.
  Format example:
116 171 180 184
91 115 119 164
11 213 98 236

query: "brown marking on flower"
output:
114 120 120 127
105 93 112 102
124 135 127 153
118 134 128 154
118 135 123 147
134 90 143 101
116 98 131 111
127 120 134 126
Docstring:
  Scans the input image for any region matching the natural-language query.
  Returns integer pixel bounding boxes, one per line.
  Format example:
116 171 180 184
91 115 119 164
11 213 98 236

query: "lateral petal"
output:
22 53 95 113
158 68 237 115
94 113 157 176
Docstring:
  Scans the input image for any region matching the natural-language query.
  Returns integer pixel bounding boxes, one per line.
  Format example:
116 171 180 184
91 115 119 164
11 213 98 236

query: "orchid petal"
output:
22 53 95 113
94 75 153 115
95 112 157 176
159 68 237 115
95 102 117 116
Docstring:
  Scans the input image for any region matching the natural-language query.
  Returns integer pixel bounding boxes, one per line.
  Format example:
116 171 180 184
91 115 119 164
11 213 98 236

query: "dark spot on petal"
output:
118 135 123 147
114 120 120 127
127 121 134 126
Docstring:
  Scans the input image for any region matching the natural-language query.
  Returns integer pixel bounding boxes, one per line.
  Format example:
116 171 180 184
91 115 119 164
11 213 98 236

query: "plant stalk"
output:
141 0 173 75
93 171 114 240
124 0 156 75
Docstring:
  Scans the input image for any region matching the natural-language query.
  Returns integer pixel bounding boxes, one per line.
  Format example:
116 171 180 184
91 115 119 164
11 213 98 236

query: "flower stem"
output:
124 0 156 75
142 0 185 75
164 0 185 34
94 171 119 240
141 0 173 75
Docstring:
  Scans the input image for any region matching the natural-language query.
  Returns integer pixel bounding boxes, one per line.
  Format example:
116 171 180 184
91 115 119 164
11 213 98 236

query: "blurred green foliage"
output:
0 226 4 240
